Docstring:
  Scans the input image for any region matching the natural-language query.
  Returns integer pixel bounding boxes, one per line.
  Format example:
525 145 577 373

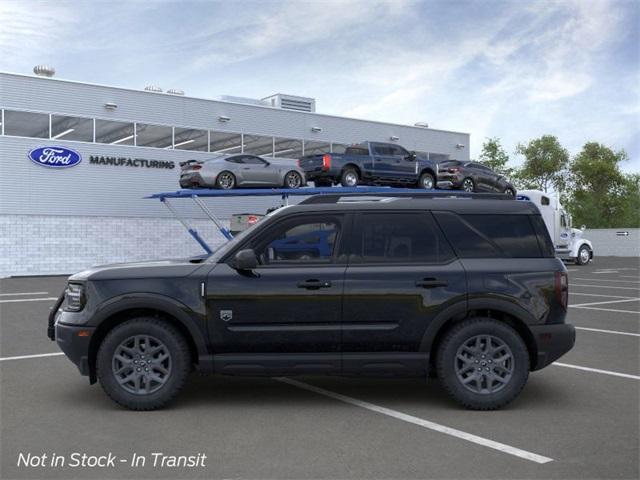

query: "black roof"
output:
285 194 539 215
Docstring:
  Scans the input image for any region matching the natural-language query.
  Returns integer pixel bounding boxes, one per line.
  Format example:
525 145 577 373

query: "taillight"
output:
322 154 332 171
448 167 460 173
247 215 258 225
192 165 202 170
297 159 301 167
555 271 568 310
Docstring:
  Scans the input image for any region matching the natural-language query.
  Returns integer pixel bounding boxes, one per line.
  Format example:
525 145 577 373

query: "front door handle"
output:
297 279 332 289
415 278 448 288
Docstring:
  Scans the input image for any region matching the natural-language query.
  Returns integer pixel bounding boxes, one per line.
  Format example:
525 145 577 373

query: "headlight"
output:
64 283 85 312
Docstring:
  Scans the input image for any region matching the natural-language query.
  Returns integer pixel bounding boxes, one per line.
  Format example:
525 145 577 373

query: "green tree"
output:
566 142 638 228
479 137 512 176
515 135 569 192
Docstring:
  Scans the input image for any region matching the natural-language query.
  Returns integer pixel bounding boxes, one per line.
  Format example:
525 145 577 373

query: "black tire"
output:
97 317 191 411
576 245 591 265
418 172 435 189
340 168 359 187
283 171 303 189
436 318 529 410
504 187 515 196
216 171 236 189
462 177 475 192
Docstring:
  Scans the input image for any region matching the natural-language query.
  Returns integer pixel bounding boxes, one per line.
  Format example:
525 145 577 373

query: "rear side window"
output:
345 147 369 156
462 215 541 258
434 212 542 258
530 215 555 257
352 212 454 264
434 212 501 258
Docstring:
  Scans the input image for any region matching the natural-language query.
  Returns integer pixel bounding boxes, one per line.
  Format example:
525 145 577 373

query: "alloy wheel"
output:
454 334 514 394
286 172 302 188
344 172 358 186
112 335 172 395
463 179 474 192
218 172 235 189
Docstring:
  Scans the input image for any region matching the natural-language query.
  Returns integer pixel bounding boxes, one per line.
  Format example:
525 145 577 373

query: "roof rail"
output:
300 191 514 205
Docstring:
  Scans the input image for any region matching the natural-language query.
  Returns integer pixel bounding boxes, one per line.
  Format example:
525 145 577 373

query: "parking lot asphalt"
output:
1 257 638 479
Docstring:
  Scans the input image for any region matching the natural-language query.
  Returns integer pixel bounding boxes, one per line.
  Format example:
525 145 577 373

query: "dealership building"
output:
0 69 470 277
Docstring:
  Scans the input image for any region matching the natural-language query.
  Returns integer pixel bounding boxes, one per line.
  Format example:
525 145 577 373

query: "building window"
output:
331 143 348 154
95 119 135 145
273 137 303 159
173 127 208 151
51 114 93 142
3 110 49 138
303 141 331 156
243 134 274 156
135 123 173 148
210 131 243 154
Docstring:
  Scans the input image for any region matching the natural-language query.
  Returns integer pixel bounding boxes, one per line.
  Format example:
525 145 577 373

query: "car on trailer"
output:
298 141 439 189
437 160 516 195
179 154 306 189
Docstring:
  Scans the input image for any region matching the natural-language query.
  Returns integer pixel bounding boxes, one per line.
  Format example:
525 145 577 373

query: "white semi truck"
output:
518 190 594 265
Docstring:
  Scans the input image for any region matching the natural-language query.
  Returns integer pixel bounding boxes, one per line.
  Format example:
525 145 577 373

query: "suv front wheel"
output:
96 317 191 410
436 318 529 410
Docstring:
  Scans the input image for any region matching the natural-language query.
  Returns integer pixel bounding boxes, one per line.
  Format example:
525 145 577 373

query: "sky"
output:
1 0 638 172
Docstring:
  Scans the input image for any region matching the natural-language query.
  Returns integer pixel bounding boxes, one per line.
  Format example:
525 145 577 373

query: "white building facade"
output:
0 72 470 277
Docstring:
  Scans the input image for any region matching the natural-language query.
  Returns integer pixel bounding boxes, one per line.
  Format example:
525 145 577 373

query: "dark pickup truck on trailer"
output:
49 191 575 411
298 141 439 189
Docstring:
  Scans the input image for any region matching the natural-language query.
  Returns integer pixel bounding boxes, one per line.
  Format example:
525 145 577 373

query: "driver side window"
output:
254 217 341 265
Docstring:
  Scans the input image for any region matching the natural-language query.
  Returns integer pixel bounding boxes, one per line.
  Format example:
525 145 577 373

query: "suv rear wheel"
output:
462 177 475 192
436 318 529 410
96 317 191 410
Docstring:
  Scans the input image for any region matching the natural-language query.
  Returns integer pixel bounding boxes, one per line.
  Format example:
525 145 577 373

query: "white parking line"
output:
593 271 619 274
620 275 640 279
0 352 64 362
0 291 49 296
276 377 553 464
570 292 637 299
570 283 640 291
0 297 58 304
574 278 640 284
553 362 640 380
570 305 640 314
571 298 640 307
575 327 640 337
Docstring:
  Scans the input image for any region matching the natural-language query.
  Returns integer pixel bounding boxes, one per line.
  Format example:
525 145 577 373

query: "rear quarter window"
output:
434 212 543 258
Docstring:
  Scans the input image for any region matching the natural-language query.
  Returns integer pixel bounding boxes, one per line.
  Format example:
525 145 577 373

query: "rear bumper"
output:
530 323 576 370
179 172 208 188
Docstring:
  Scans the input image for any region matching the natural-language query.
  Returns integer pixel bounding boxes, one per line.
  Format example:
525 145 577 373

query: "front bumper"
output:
48 293 93 377
55 319 95 376
530 323 576 370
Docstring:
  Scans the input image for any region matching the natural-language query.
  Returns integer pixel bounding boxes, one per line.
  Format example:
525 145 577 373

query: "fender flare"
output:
89 293 209 363
419 297 537 353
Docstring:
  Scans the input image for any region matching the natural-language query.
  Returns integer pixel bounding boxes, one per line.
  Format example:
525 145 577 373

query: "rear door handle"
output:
415 278 448 288
297 279 332 289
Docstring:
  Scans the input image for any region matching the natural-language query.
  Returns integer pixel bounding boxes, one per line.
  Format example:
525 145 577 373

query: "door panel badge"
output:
220 310 233 322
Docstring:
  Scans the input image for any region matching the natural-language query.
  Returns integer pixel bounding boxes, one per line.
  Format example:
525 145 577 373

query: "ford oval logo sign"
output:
28 146 82 168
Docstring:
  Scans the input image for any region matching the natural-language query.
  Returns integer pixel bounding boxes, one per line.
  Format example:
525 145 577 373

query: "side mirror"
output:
407 151 417 161
231 249 258 271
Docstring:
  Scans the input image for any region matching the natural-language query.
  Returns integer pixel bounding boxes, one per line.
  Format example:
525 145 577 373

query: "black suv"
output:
49 193 574 411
